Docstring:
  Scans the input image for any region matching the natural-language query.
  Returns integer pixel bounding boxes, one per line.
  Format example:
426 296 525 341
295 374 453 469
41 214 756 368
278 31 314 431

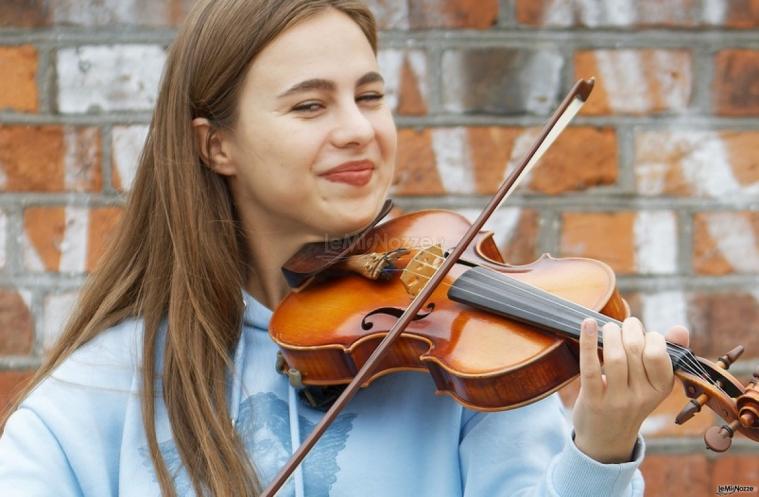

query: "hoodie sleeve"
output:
0 319 143 497
459 393 645 497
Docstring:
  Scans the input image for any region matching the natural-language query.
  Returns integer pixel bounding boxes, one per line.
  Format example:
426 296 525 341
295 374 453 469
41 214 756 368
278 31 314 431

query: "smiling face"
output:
223 7 397 241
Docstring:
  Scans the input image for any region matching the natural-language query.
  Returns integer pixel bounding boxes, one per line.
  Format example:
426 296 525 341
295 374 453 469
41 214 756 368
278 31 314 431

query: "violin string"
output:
451 269 714 385
393 262 715 387
451 262 718 388
397 265 707 381
406 251 716 384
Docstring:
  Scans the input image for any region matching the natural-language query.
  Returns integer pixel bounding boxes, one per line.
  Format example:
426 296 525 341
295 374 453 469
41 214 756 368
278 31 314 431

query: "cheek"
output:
377 116 398 176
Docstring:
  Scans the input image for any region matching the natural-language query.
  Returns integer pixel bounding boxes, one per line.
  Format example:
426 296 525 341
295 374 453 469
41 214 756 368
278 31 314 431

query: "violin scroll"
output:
674 345 759 452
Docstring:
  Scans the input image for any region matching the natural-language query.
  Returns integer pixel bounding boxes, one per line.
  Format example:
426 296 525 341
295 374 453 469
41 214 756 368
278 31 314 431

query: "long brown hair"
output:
3 1 377 496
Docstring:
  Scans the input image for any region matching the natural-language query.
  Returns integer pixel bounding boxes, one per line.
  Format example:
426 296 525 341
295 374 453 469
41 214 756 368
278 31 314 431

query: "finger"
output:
665 324 690 348
579 318 604 398
601 321 627 393
621 317 647 389
642 330 674 393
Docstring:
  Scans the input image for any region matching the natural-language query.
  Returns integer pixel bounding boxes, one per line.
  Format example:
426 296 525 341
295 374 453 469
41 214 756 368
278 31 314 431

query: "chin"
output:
326 200 385 238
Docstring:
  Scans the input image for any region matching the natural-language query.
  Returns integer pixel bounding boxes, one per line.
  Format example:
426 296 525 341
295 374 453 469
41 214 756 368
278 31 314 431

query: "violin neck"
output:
447 267 691 370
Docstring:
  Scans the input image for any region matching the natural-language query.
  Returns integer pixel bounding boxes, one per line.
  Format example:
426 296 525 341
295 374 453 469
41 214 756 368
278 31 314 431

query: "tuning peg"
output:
704 419 741 452
736 366 759 429
676 393 709 425
717 345 744 369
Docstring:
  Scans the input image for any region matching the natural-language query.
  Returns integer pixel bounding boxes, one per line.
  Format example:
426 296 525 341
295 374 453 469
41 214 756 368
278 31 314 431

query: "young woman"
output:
0 1 689 496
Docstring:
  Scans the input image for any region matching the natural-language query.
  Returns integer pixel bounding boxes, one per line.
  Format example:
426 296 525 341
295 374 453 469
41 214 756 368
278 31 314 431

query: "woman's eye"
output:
292 101 323 113
358 93 384 103
291 94 384 114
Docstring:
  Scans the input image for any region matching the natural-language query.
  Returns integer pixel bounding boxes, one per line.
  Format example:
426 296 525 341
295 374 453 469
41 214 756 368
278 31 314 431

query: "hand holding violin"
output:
573 317 690 463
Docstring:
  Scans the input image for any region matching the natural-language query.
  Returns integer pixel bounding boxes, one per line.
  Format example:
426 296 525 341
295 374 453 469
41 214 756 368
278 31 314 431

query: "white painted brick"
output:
377 49 428 113
63 127 100 191
593 50 690 114
112 125 149 191
363 0 410 29
21 228 46 272
456 207 522 249
431 128 475 194
702 0 728 24
57 45 166 113
704 214 759 273
59 207 90 274
521 51 564 115
377 50 403 113
634 210 677 274
541 0 696 27
641 291 689 334
43 291 80 350
636 131 759 197
52 0 182 26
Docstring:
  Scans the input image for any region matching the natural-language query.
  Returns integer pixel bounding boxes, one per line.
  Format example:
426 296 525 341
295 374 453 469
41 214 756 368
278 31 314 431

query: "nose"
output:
330 98 375 148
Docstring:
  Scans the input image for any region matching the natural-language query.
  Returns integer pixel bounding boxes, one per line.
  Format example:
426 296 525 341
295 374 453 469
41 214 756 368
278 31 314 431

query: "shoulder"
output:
14 316 151 449
47 316 147 393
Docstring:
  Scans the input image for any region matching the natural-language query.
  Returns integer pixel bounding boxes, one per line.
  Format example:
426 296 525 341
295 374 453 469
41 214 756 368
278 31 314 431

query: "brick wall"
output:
1 0 758 494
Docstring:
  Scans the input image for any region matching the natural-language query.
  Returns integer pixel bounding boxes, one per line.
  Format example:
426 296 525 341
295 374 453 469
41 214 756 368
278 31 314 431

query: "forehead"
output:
244 8 378 96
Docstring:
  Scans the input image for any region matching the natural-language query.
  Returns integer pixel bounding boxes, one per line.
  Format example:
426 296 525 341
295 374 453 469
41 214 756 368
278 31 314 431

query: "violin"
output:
260 80 759 496
272 206 759 446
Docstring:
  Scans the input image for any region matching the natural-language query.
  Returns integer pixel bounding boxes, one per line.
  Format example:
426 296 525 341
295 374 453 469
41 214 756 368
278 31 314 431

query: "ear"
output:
191 117 237 176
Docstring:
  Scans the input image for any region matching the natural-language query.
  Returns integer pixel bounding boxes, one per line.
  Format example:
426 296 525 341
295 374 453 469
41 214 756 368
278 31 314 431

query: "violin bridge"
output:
401 244 444 298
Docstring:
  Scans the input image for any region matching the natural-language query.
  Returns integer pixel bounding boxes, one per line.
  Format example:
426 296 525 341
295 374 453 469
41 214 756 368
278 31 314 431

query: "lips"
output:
319 160 374 176
318 160 375 187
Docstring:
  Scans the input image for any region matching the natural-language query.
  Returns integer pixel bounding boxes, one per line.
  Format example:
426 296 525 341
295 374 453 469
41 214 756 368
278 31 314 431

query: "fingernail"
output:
581 318 596 333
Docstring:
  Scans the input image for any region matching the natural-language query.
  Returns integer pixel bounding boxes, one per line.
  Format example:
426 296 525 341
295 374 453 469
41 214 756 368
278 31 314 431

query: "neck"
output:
238 218 320 312
447 266 691 370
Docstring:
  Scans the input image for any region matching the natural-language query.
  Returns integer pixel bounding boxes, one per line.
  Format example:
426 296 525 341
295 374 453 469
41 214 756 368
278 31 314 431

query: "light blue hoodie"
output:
0 290 645 496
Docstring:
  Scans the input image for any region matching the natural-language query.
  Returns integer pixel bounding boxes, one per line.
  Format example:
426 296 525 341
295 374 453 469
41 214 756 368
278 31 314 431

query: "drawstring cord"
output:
288 384 305 497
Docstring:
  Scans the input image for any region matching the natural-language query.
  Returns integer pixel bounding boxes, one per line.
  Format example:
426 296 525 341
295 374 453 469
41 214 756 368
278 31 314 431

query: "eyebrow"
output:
276 71 384 99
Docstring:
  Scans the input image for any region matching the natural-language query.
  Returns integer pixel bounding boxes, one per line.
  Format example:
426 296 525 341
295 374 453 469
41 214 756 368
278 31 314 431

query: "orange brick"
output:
712 456 759 493
0 125 101 192
714 0 759 28
689 292 759 359
714 50 759 116
394 128 444 195
394 127 617 196
397 54 427 115
635 130 759 197
0 371 35 415
0 46 38 112
378 49 428 117
560 212 636 274
0 1 48 28
640 454 710 497
500 209 539 265
23 207 66 272
23 207 124 273
0 289 33 355
87 207 124 272
693 212 759 275
576 49 692 115
408 0 498 29
528 127 617 194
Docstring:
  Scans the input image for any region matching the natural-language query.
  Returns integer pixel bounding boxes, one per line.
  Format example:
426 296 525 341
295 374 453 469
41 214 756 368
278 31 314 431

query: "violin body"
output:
271 210 629 411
